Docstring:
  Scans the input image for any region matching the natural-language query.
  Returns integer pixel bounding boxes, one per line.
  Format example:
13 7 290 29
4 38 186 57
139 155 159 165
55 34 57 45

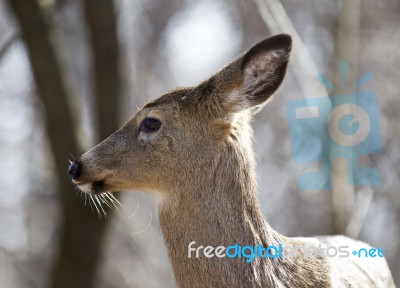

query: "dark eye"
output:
139 118 162 132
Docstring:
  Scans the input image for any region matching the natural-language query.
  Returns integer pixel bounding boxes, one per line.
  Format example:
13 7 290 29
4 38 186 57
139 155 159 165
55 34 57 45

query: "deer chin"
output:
74 180 107 194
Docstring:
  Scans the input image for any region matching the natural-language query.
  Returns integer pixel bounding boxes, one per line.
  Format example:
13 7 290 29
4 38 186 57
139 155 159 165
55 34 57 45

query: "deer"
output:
68 34 395 288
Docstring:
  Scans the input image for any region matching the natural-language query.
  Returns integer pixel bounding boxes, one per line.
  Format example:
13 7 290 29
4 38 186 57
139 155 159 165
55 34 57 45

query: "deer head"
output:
68 34 291 201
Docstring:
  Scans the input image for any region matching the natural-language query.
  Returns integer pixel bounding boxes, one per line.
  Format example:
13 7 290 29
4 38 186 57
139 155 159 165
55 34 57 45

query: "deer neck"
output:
158 143 290 287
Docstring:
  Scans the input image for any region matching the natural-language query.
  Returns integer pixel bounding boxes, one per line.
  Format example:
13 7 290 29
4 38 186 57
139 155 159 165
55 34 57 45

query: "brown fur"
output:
71 34 395 288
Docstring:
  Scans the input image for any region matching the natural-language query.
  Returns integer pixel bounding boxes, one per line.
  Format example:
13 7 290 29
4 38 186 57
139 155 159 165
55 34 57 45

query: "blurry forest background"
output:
0 0 399 287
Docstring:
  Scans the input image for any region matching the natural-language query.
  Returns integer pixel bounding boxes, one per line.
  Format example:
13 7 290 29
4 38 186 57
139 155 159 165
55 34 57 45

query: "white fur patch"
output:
77 183 93 194
225 89 250 113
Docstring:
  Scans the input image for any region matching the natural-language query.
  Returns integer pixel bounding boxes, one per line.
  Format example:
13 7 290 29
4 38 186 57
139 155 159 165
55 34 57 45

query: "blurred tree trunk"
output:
83 0 121 140
134 0 183 98
7 0 121 288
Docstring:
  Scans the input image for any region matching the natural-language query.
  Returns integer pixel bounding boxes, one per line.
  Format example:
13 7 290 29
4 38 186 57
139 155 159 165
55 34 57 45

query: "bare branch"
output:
252 0 328 98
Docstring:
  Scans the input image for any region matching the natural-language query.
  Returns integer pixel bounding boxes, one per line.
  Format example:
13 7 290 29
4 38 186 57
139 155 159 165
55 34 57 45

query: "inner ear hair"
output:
241 34 292 107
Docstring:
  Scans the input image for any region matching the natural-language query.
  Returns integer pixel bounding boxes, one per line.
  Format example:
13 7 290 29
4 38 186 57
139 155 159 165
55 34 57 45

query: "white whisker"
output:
88 195 94 212
90 195 101 218
99 194 113 209
106 192 123 208
94 195 107 217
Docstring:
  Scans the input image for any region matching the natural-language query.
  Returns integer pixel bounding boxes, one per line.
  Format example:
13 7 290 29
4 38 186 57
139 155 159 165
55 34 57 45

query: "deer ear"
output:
240 34 292 108
193 35 291 116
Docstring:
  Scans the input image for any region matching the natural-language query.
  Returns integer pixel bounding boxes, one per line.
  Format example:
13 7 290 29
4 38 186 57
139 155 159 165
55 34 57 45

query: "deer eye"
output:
139 118 162 132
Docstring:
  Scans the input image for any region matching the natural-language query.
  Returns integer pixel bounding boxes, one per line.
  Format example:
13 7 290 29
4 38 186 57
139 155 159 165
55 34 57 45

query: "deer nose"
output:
68 159 82 180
